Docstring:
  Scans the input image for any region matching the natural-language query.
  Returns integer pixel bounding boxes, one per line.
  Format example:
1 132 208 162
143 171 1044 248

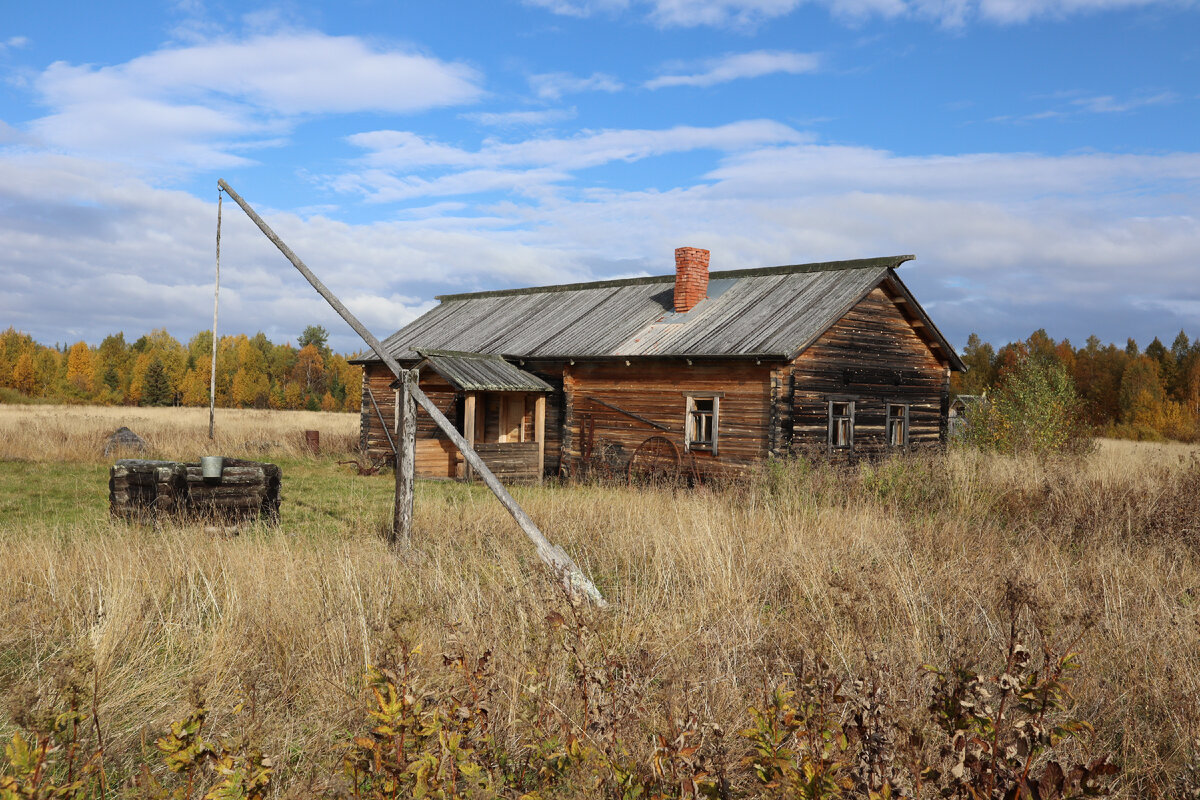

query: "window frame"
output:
827 398 855 452
684 393 720 455
886 402 910 449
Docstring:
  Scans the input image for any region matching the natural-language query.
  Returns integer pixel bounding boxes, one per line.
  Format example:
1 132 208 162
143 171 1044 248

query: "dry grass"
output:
1 409 1198 796
0 403 359 462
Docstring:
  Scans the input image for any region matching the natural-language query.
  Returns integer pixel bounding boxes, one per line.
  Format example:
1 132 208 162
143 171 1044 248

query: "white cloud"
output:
350 120 805 170
989 90 1179 123
25 32 482 171
331 167 573 203
525 0 1194 27
0 35 30 51
335 121 808 200
646 50 820 89
528 71 624 100
3 132 1199 352
647 0 805 25
0 152 588 353
973 0 1189 23
462 108 579 127
1069 91 1177 113
523 0 631 16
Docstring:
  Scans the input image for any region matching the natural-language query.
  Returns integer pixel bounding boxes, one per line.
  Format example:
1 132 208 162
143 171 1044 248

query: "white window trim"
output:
684 395 719 455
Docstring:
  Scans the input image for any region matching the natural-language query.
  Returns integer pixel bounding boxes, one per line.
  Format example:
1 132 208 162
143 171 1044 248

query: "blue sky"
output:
1 0 1198 355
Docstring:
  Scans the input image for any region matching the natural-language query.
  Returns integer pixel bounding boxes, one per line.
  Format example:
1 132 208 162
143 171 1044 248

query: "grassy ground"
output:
1 405 1199 797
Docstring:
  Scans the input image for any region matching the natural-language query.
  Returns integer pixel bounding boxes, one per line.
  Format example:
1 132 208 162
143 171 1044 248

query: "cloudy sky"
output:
1 0 1198 354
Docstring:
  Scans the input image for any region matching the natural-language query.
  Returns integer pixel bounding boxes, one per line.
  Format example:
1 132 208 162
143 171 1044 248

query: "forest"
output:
953 328 1200 442
0 325 362 413
3 323 1200 442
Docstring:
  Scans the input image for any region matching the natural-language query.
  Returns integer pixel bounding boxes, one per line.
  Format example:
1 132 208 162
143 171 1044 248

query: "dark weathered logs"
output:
109 458 281 524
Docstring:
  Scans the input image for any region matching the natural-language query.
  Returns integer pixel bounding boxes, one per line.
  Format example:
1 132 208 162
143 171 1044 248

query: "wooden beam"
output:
363 382 397 457
392 369 416 545
463 391 476 481
218 179 607 607
534 394 546 484
584 395 673 432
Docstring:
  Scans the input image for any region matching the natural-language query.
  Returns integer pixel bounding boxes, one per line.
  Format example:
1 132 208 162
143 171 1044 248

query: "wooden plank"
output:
582 395 673 432
363 383 397 455
463 391 476 480
534 394 546 483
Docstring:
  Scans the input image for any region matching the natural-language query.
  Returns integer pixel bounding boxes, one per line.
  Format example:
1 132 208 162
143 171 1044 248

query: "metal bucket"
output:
200 456 224 480
304 430 320 455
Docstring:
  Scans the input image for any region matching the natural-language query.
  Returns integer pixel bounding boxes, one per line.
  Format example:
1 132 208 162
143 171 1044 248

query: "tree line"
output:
953 328 1200 442
0 325 362 413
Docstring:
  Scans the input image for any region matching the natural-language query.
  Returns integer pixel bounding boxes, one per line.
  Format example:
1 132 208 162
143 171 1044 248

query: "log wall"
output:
475 442 541 483
788 287 949 456
362 366 460 478
562 359 775 479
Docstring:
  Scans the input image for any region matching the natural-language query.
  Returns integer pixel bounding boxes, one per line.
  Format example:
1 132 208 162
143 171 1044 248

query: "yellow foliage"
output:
65 341 95 393
12 352 36 396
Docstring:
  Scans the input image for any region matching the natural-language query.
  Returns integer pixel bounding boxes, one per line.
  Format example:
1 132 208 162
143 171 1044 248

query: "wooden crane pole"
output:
216 179 607 607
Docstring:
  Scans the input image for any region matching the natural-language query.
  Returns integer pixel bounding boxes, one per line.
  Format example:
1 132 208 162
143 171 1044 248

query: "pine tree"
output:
142 358 173 406
955 333 996 395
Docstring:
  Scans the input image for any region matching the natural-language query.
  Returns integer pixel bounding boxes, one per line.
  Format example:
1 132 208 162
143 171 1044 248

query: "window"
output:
828 400 854 450
685 395 719 453
887 404 909 448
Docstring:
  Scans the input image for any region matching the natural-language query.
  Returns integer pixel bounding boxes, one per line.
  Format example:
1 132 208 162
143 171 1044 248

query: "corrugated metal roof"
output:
417 350 552 392
362 255 959 364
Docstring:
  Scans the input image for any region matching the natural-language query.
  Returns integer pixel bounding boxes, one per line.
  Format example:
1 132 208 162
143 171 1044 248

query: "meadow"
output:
1 404 1198 798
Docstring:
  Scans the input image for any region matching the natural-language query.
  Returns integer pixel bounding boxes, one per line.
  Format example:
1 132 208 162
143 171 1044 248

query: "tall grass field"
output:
1 404 1198 798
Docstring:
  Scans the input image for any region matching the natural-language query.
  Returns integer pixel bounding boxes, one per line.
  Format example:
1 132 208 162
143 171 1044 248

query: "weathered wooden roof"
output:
361 255 962 367
415 350 553 392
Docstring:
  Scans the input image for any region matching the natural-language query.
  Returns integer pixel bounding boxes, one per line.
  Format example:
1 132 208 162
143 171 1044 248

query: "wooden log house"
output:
351 249 965 481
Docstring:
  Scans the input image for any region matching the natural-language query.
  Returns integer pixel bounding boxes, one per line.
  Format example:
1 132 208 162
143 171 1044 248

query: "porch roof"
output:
415 349 553 393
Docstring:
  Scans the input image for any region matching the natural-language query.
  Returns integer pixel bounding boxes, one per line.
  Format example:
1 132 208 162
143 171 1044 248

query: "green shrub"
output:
962 356 1092 456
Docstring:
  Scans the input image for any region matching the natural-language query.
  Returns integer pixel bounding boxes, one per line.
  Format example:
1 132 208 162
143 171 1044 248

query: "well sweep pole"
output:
216 179 606 607
209 190 222 440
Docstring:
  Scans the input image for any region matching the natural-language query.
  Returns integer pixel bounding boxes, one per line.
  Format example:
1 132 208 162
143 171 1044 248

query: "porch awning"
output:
411 349 553 393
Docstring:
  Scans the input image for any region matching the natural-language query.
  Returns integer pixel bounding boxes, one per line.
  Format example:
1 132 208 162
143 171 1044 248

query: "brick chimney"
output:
674 246 710 314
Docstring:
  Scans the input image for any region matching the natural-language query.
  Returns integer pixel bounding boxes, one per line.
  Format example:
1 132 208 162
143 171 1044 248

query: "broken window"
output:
828 400 854 450
887 403 909 448
685 396 719 453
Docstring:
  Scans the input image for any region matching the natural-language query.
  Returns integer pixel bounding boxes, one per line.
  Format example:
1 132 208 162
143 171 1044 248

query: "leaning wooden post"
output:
217 179 607 607
392 369 416 544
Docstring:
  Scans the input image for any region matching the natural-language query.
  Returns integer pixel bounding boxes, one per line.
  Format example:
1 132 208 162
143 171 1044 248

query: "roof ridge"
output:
417 348 507 361
434 255 915 302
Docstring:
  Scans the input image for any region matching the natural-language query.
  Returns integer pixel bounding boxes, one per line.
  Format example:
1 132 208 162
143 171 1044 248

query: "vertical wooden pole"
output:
392 369 416 545
209 190 221 440
463 392 476 481
534 394 546 484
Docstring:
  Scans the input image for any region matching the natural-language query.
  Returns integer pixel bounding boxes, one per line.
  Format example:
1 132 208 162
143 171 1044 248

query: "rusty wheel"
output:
627 435 682 483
